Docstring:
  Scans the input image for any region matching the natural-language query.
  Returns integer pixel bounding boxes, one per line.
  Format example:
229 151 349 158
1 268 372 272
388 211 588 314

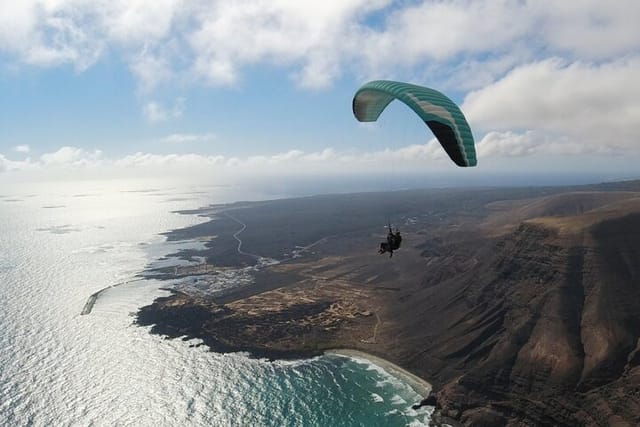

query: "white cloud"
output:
0 2 37 53
0 153 36 174
3 138 640 184
103 0 180 45
477 131 544 158
476 131 583 158
463 57 640 152
159 133 215 144
221 142 452 171
186 0 388 88
14 145 30 153
1 1 639 90
143 102 167 123
350 1 640 92
143 97 185 123
115 152 225 168
40 146 103 166
478 130 621 159
302 148 336 162
2 1 640 171
358 0 529 69
0 1 105 71
130 49 174 93
531 0 640 59
0 141 452 179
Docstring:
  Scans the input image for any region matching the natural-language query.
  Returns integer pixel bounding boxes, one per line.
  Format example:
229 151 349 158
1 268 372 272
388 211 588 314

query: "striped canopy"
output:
353 80 476 167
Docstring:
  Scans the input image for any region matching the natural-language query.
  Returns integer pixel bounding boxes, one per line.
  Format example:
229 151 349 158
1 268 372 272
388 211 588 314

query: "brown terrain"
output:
137 181 640 426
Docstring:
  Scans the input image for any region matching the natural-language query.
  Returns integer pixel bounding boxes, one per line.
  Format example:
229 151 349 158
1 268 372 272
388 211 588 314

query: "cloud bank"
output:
0 142 452 180
464 57 640 153
1 1 639 172
2 1 638 89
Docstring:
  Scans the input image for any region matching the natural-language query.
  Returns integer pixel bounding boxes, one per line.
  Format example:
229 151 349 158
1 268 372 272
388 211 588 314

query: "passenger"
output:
392 230 402 250
379 229 396 258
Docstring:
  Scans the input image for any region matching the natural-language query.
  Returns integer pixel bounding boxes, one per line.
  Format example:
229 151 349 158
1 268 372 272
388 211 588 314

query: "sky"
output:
1 0 640 187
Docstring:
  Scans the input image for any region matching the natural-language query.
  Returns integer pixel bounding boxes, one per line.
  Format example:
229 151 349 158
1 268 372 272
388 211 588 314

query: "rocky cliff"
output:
410 195 640 426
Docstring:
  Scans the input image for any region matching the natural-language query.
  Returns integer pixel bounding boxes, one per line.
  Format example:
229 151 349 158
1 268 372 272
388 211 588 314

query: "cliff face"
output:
419 212 640 426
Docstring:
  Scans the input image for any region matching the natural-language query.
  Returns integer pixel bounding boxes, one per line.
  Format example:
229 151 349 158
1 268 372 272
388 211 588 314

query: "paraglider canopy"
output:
352 80 477 167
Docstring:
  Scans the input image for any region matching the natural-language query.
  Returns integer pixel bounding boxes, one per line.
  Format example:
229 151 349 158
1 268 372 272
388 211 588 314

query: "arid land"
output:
136 180 640 426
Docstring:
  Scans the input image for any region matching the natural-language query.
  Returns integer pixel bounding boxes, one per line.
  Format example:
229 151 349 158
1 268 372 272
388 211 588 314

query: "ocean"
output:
0 179 431 426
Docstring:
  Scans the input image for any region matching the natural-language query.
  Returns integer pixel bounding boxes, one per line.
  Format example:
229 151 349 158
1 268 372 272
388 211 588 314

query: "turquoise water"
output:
0 179 431 426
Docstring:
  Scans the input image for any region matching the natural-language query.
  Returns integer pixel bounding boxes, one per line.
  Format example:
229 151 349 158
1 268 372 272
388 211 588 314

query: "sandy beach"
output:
325 349 432 398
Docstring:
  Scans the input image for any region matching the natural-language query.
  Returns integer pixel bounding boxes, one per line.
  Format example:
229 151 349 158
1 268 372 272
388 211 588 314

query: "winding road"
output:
222 211 262 260
223 211 330 262
82 210 330 315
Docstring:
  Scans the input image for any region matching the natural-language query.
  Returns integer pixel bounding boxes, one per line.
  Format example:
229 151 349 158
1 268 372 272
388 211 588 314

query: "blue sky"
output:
1 1 640 185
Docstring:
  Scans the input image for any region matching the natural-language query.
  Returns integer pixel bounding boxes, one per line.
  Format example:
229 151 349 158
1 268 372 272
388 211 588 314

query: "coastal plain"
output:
137 181 640 426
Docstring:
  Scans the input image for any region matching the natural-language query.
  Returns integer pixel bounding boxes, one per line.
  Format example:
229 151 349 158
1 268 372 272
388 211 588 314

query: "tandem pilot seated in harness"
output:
378 227 402 258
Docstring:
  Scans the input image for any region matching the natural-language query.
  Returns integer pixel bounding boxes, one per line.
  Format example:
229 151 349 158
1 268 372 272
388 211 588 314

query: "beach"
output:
325 349 432 398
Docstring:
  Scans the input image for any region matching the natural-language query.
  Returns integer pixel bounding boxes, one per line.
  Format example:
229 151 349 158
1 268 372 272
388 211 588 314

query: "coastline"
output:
325 348 432 398
131 183 640 426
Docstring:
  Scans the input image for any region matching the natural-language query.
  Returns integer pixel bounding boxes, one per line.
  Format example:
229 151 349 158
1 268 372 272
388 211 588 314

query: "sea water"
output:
0 179 431 426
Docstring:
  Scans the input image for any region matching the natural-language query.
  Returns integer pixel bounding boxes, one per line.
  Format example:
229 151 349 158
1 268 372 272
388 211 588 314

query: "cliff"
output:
411 195 640 426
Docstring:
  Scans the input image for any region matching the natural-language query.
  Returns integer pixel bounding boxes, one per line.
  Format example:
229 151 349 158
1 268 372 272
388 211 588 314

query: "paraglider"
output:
352 80 477 167
378 225 402 258
353 80 476 257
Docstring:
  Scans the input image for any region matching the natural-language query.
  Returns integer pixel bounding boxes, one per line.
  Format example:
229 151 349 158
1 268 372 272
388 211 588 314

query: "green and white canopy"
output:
352 80 477 167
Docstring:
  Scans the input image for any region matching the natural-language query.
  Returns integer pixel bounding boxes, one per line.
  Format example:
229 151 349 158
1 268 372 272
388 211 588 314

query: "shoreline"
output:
130 183 640 426
325 348 432 398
